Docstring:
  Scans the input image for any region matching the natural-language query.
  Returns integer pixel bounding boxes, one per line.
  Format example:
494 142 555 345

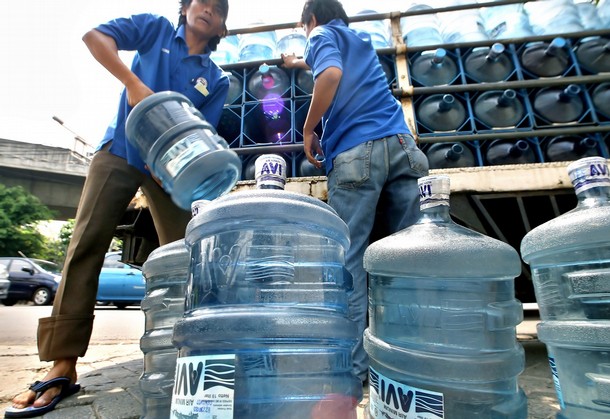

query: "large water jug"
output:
295 69 314 95
276 29 307 56
400 4 444 47
485 139 537 165
544 135 600 162
438 0 489 43
216 107 241 147
600 0 610 26
533 84 585 124
577 1 605 30
238 30 277 62
410 49 459 86
463 43 514 83
349 10 391 48
243 99 291 144
520 37 570 77
480 2 534 39
524 0 585 36
139 240 189 419
521 157 610 418
210 35 239 65
124 91 241 210
425 142 477 169
363 174 527 418
575 37 610 74
246 64 291 101
171 189 362 418
416 94 467 132
224 71 243 105
474 89 525 128
592 83 610 118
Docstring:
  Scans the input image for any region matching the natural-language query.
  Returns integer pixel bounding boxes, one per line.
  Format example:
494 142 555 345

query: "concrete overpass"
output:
0 138 89 220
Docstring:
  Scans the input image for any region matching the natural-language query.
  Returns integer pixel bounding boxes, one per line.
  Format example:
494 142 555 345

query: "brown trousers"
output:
37 147 191 361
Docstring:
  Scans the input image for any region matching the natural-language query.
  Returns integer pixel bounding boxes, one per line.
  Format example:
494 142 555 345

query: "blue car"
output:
96 252 145 309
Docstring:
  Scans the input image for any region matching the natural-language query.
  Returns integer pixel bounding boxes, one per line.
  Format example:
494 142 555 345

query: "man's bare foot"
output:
11 358 78 409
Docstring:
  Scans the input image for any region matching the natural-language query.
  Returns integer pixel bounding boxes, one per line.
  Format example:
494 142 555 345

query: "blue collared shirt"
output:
95 14 229 173
304 19 409 174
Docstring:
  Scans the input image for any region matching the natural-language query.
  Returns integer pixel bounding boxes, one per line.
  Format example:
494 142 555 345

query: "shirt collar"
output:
176 24 212 67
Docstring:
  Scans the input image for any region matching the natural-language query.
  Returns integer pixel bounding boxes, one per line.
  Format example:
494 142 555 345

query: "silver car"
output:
0 264 9 300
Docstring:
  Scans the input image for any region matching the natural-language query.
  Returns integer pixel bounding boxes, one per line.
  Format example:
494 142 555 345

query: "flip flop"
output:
4 376 81 418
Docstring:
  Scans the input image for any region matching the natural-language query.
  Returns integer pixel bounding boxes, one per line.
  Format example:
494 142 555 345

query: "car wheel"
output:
32 288 52 306
1 299 16 306
115 303 128 309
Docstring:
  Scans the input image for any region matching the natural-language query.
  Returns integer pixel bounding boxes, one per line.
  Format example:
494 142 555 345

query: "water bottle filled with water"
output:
574 37 610 74
533 84 585 124
246 64 290 101
464 43 514 83
171 180 362 418
210 35 239 65
524 0 584 36
438 0 489 43
485 139 537 165
401 4 444 47
474 89 525 128
416 94 467 132
238 30 277 62
364 174 527 418
349 9 391 48
425 142 477 169
521 157 610 418
520 37 570 78
410 48 459 86
544 135 600 162
480 2 534 39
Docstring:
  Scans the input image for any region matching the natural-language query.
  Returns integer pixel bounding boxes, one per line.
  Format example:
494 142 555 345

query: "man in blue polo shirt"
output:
7 1 230 417
282 0 429 384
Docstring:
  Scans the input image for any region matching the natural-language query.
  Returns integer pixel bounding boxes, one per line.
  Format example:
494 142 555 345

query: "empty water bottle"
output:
545 136 599 162
520 37 570 77
521 157 610 418
139 240 189 419
295 68 314 95
438 0 489 43
210 35 239 65
416 94 467 131
575 37 610 74
246 64 290 100
485 139 537 165
474 89 525 128
425 142 477 169
171 188 362 418
216 107 241 147
533 84 585 124
410 49 459 86
349 10 391 48
400 4 444 47
254 154 287 189
238 30 277 62
124 91 241 210
524 0 585 36
243 99 291 144
592 83 610 118
464 43 514 83
480 2 534 39
364 174 527 418
276 29 307 56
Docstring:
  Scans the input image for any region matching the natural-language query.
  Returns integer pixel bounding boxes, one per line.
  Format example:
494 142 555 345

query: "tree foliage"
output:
0 184 56 257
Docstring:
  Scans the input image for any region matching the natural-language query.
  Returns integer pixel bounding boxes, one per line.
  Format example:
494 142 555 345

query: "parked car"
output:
0 264 9 300
96 252 145 309
0 257 61 305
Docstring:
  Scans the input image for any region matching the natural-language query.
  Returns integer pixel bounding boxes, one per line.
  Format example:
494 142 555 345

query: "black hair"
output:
178 0 229 51
300 0 349 27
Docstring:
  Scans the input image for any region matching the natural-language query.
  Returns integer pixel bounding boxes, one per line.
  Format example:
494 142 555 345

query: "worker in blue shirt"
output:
282 0 429 384
7 1 230 417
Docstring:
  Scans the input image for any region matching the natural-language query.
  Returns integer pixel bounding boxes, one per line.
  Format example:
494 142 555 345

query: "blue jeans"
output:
326 134 429 381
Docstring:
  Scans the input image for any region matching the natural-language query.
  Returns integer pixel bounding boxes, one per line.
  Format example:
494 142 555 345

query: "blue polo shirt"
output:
304 19 409 174
95 14 229 173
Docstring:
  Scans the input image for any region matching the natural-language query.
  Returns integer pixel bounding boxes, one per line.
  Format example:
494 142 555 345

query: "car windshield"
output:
32 259 62 275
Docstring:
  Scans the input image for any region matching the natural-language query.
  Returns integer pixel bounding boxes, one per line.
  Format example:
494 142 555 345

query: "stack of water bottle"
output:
521 156 610 418
363 174 528 418
169 155 362 418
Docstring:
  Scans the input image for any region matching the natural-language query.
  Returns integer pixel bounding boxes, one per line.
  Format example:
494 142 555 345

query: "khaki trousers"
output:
37 147 191 361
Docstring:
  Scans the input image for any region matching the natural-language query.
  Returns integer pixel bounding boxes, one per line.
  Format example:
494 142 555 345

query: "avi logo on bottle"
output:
255 154 287 190
369 367 444 419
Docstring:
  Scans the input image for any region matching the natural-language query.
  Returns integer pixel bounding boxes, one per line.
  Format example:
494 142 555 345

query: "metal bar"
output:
231 144 304 155
399 74 610 97
418 126 610 144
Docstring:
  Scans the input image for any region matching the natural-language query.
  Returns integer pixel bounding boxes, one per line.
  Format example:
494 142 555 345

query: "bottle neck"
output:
257 184 285 190
575 186 610 208
419 201 452 223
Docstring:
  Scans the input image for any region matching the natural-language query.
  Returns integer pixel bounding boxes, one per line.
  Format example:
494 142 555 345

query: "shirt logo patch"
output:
194 77 209 96
161 48 170 54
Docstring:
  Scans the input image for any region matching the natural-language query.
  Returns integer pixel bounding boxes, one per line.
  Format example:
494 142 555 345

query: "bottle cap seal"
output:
418 175 450 210
255 154 287 189
567 157 610 193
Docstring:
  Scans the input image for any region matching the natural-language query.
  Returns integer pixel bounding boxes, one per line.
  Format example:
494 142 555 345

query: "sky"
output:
0 0 407 152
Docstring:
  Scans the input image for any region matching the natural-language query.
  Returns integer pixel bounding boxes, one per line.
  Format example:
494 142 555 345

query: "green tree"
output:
0 184 56 257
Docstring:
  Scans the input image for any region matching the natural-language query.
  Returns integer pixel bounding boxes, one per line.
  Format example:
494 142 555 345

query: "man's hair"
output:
301 0 349 27
178 0 229 51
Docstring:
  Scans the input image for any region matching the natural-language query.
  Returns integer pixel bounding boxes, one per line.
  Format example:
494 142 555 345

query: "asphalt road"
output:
0 303 144 345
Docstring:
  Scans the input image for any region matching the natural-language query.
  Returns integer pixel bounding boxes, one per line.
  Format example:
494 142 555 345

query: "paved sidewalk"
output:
0 320 560 418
